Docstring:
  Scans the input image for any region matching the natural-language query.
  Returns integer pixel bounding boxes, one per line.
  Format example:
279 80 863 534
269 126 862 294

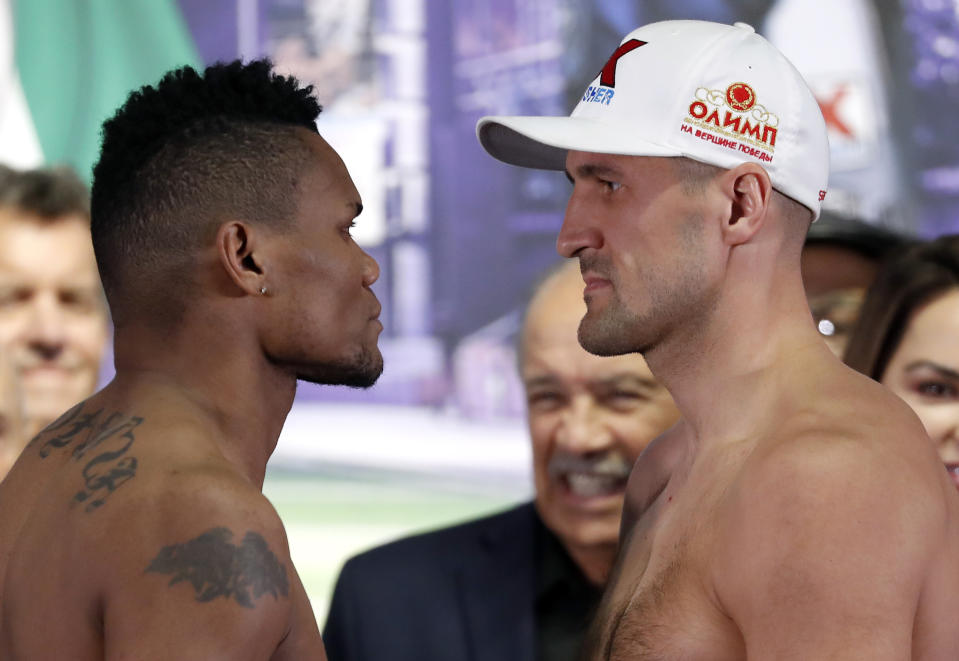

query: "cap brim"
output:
476 115 679 171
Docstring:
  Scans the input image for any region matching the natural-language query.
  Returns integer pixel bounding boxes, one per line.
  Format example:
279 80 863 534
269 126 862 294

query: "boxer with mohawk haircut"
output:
0 59 383 660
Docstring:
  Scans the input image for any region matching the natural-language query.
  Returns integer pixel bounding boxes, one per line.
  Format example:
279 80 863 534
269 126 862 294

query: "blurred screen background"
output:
3 0 958 619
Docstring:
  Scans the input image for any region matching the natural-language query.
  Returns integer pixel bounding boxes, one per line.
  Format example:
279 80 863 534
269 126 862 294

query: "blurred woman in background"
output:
844 234 959 489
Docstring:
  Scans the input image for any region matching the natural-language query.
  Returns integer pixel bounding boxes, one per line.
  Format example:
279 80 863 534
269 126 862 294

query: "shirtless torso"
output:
0 383 326 660
582 364 959 661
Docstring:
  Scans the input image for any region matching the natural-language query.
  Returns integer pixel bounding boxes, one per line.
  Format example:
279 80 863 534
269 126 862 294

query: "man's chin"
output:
578 318 631 357
557 521 620 555
23 386 91 424
297 351 384 389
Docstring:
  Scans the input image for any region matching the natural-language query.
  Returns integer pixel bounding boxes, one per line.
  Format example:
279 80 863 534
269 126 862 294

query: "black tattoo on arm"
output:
146 527 290 609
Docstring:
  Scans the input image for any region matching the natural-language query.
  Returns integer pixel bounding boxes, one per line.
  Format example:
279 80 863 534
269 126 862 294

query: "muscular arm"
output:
714 438 941 660
100 474 323 660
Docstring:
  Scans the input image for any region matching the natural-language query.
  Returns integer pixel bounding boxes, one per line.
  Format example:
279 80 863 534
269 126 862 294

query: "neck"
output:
642 252 833 445
110 312 296 489
566 540 616 587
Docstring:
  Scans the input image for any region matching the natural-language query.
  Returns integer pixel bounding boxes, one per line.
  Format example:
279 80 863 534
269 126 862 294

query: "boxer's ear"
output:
216 221 268 296
718 163 772 246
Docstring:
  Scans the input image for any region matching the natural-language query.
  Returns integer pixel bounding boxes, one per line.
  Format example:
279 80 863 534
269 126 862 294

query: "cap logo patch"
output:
582 39 648 107
598 39 647 87
680 83 779 163
582 85 615 105
726 83 756 111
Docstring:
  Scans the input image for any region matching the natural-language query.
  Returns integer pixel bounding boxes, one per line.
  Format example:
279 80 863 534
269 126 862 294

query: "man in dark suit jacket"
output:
323 262 680 661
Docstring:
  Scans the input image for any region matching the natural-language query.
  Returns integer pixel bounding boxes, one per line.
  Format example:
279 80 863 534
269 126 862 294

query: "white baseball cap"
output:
476 20 829 219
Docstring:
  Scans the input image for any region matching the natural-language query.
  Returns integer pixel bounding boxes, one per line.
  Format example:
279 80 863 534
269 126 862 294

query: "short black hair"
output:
90 59 322 325
0 164 89 220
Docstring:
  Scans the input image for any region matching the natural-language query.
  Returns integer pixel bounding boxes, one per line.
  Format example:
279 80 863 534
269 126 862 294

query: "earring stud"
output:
259 287 267 295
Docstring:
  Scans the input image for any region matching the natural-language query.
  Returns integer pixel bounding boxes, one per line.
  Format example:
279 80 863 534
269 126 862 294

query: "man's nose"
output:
556 192 602 258
555 396 611 453
362 250 380 288
940 410 959 463
24 295 66 359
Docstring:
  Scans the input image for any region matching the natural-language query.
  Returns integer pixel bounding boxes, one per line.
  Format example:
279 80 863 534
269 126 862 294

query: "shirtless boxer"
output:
0 60 381 660
478 20 959 660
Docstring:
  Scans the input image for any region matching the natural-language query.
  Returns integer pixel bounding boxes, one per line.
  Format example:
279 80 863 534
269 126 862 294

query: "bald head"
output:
521 260 588 359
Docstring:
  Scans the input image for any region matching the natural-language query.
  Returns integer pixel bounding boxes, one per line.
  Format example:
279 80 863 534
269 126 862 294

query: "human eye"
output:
527 390 564 411
0 287 29 308
60 289 100 313
916 380 957 400
604 389 646 411
600 179 622 193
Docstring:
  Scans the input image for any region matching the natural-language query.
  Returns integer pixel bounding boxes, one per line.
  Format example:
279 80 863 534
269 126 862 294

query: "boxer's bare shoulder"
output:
0 399 325 661
711 383 959 660
583 374 959 661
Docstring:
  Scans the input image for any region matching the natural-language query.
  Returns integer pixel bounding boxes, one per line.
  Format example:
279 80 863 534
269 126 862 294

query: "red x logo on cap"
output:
599 39 647 87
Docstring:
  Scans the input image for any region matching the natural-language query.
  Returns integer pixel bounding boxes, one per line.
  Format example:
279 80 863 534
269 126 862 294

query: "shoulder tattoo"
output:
146 527 290 609
32 402 143 512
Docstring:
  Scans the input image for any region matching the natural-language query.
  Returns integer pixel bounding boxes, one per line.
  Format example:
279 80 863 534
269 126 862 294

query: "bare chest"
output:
587 465 745 660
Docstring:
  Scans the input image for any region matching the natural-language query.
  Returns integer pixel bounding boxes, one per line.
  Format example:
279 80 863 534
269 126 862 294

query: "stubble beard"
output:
578 214 712 359
297 345 384 389
578 287 649 356
579 269 713 360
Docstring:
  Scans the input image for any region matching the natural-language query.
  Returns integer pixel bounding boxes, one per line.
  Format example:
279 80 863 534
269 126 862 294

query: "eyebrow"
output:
904 360 959 381
524 375 560 390
523 372 660 390
564 163 625 184
595 374 660 390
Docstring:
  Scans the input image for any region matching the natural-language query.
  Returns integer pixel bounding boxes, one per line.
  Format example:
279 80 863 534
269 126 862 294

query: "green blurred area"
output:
13 0 200 181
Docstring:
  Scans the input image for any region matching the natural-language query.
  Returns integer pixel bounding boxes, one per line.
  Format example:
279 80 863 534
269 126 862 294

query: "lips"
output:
582 271 611 287
579 269 612 301
20 365 75 383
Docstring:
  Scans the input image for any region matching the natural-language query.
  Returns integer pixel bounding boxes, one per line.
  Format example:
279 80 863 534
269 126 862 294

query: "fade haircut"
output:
0 164 89 220
90 59 322 325
671 157 721 196
671 155 813 253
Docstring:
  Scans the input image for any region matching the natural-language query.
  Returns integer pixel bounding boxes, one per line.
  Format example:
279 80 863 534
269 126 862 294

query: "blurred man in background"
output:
323 260 679 661
801 211 911 355
0 165 109 441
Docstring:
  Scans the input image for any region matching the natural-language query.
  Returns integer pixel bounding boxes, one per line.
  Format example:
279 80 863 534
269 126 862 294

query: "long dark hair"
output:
844 234 959 380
